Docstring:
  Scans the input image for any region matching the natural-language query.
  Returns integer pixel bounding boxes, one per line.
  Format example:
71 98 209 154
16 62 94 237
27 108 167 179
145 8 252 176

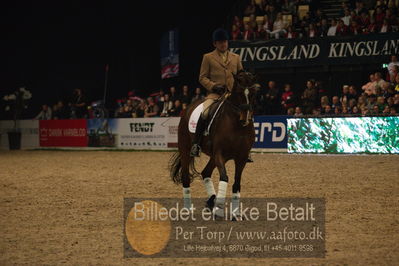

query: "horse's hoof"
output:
213 207 224 220
205 195 216 210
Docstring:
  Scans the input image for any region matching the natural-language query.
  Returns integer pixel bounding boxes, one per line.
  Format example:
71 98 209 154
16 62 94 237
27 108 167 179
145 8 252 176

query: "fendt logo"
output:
129 123 155 133
254 122 286 143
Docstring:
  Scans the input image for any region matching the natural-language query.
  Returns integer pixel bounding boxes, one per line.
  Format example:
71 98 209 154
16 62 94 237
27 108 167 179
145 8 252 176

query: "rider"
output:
190 28 253 162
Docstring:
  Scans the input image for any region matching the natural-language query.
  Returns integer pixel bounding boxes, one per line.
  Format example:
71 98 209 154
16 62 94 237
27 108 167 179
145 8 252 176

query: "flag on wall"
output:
160 29 179 79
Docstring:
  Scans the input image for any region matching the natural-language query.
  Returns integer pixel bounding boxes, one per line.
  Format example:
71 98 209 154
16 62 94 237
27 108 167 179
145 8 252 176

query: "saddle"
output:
188 98 225 136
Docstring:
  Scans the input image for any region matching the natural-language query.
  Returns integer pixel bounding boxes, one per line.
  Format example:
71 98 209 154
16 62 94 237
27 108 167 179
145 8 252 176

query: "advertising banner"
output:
39 119 87 147
253 116 289 151
230 33 399 68
287 116 399 153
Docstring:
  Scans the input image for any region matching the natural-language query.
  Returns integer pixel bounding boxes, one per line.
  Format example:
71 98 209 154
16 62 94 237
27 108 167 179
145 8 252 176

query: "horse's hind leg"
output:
201 158 216 210
180 152 192 209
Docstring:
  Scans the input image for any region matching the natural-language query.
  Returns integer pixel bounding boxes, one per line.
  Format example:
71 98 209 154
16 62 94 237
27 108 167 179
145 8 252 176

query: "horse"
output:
169 70 257 219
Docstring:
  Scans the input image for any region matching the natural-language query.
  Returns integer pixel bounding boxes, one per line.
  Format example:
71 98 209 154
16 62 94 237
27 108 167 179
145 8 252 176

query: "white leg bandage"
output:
215 181 228 207
183 187 191 209
203 177 216 198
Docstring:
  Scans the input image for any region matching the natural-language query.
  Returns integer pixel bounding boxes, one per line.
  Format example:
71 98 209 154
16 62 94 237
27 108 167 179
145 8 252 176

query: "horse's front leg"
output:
213 153 228 219
201 158 216 210
232 157 246 221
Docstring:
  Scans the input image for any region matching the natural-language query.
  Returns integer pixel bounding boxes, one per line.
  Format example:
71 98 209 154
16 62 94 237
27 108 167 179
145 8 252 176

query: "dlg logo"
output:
253 117 288 149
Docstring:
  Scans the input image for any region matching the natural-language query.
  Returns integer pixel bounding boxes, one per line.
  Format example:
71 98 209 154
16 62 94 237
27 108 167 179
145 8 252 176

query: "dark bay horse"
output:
169 71 257 219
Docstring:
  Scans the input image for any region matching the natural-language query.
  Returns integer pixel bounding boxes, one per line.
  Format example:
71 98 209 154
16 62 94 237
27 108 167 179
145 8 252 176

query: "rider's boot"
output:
190 115 206 157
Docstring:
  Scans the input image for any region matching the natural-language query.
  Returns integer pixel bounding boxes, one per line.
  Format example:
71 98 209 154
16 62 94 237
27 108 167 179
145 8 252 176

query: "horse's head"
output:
231 70 257 126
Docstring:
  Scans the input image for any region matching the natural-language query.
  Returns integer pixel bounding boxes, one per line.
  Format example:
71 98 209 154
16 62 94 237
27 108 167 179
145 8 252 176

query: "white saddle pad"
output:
188 103 204 133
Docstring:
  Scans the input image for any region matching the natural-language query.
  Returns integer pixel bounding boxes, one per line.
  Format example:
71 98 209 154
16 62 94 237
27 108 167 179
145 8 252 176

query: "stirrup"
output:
190 144 201 157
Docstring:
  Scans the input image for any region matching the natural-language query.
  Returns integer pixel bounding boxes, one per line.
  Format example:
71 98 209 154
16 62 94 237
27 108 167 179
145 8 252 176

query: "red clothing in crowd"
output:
243 29 254 40
231 29 242 40
281 91 295 109
336 24 349 36
350 25 361 35
285 30 298 39
375 13 385 26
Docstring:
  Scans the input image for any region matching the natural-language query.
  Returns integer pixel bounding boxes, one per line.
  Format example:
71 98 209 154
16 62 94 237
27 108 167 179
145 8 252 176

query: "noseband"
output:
225 84 255 127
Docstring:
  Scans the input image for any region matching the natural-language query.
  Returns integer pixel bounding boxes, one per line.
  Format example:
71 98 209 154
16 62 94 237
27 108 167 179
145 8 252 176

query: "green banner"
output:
287 116 399 154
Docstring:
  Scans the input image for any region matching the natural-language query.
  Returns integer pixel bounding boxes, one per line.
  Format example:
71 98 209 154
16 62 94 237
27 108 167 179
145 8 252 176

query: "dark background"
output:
1 0 387 119
1 0 237 118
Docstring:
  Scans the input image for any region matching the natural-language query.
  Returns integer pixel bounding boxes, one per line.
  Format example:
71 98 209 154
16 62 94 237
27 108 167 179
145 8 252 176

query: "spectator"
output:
264 81 280 114
268 13 287 39
301 80 318 114
377 96 387 112
322 105 333 114
281 84 295 112
359 12 371 29
243 23 255 40
336 20 349 36
319 19 329 37
169 99 182 117
53 100 68 119
282 0 296 14
133 100 146 118
35 104 52 120
366 94 377 111
144 97 159 117
350 105 359 115
388 55 399 82
320 96 329 109
365 17 377 34
255 24 267 40
285 26 298 38
120 105 133 118
169 86 179 103
373 72 386 92
180 85 191 104
191 87 205 103
294 106 303 117
331 96 341 109
394 74 399 92
307 23 318 38
244 0 256 16
160 94 173 117
233 15 243 29
362 74 376 95
231 24 242 40
287 107 295 115
374 7 385 27
327 19 338 36
340 85 350 103
380 19 391 33
348 85 358 101
69 88 86 119
263 14 272 32
341 9 351 26
349 20 361 35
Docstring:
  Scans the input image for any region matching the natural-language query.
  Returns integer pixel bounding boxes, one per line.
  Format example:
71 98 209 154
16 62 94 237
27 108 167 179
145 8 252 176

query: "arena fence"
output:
0 116 398 153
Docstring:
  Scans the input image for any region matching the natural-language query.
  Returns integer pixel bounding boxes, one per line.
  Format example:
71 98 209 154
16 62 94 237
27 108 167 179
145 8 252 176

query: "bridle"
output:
224 83 256 127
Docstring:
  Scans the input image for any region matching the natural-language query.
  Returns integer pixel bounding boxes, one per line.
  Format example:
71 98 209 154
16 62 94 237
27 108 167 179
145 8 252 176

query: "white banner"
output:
114 117 180 150
0 120 39 150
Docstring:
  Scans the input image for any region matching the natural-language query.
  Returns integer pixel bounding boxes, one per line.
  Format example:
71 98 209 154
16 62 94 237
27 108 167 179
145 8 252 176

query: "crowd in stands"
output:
31 55 399 119
113 86 205 118
253 55 399 117
230 0 399 40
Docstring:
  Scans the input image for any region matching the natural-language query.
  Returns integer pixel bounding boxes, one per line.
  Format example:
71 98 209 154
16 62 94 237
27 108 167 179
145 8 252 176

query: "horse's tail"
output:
169 151 200 185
